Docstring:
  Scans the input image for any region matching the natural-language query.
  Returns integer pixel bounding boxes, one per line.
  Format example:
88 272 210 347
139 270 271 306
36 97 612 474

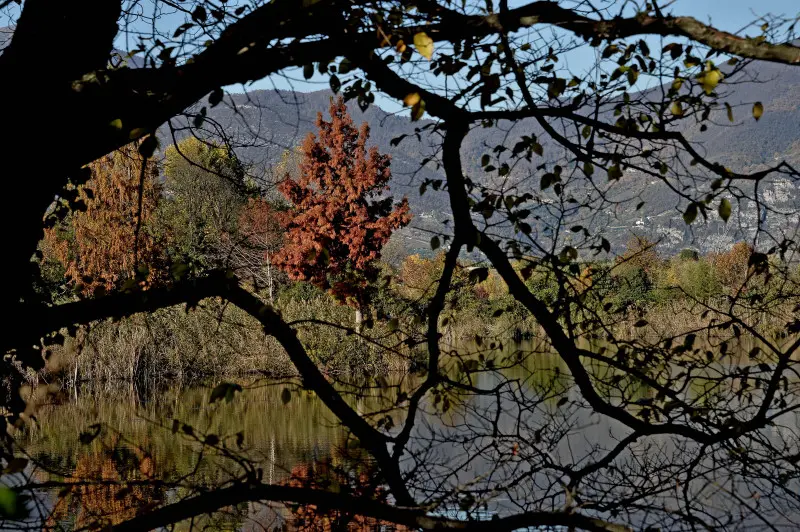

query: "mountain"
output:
0 26 12 51
189 90 451 255
198 71 800 257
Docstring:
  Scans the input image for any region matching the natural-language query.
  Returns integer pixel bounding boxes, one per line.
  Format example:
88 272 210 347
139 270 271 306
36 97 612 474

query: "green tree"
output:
160 137 253 274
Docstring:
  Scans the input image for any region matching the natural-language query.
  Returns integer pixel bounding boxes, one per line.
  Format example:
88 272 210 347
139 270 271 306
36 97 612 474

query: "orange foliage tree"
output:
616 235 662 274
43 143 166 295
275 98 411 315
710 241 753 294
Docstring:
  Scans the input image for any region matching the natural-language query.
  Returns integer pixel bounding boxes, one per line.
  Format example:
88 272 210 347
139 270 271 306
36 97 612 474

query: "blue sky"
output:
670 0 797 31
98 0 798 112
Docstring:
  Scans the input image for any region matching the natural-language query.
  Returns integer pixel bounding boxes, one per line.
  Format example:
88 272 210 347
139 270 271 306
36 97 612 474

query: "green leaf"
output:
718 198 732 222
698 67 722 95
725 102 734 122
191 5 207 22
602 44 619 58
559 246 578 263
193 106 207 128
430 236 440 250
607 165 622 181
683 203 698 225
752 101 764 121
663 43 683 60
338 58 353 75
0 487 18 518
128 127 149 140
627 67 639 86
3 458 28 474
303 64 314 80
109 118 123 130
547 78 567 99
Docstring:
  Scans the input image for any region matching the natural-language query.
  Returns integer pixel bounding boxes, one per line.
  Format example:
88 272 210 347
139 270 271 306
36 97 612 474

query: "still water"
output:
14 383 351 530
7 337 800 530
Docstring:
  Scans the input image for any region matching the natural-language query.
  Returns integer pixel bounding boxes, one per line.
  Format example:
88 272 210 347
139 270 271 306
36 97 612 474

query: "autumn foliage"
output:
43 142 165 295
47 442 160 528
709 241 753 294
236 198 284 257
275 97 411 307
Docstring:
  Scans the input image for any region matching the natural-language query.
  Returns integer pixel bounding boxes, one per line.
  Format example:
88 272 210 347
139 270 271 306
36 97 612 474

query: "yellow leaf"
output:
718 198 732 222
403 92 421 107
725 102 734 122
698 68 722 95
395 39 406 53
129 127 149 140
670 101 683 117
411 99 426 121
753 101 764 121
413 32 434 60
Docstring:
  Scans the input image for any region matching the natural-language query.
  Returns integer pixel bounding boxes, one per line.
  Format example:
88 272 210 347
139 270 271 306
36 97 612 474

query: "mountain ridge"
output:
199 79 800 256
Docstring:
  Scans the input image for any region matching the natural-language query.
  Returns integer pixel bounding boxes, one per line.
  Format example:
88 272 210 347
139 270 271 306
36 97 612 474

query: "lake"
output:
7 337 800 530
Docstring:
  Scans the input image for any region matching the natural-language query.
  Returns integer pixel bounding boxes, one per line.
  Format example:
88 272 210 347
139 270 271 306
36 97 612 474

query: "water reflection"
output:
18 383 348 530
9 336 800 529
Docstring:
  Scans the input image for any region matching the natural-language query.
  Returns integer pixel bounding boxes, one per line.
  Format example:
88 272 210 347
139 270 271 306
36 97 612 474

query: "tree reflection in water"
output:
47 438 162 529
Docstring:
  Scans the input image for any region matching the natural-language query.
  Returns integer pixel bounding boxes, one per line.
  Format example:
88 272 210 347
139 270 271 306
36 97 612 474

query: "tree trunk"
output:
266 254 274 305
355 307 363 335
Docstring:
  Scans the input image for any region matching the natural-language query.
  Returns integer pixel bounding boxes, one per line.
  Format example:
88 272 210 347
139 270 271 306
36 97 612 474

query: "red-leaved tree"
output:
275 98 411 322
